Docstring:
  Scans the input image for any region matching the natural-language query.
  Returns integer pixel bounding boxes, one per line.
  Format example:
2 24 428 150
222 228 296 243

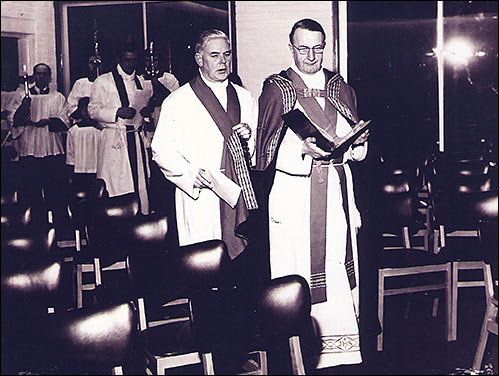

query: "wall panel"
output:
235 1 334 98
1 1 57 88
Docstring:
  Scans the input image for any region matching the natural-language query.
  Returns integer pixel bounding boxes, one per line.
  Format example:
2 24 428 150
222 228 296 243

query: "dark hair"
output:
289 18 326 45
116 41 139 59
33 63 51 75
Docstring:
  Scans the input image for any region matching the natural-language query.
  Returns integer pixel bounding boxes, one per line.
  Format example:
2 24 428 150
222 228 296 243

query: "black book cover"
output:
282 109 371 157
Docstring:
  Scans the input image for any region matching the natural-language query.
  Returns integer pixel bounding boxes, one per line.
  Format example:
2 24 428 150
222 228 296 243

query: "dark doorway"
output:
1 37 19 92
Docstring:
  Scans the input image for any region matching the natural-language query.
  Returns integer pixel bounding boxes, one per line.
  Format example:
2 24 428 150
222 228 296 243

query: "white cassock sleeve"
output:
150 94 201 200
275 127 313 176
88 76 120 125
66 78 86 117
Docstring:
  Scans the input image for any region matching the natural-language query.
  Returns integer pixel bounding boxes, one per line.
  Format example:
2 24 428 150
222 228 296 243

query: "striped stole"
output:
189 75 258 260
286 68 357 303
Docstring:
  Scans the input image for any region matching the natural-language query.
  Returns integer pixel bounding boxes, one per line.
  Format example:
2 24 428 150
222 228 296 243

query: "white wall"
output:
1 1 58 89
235 1 334 99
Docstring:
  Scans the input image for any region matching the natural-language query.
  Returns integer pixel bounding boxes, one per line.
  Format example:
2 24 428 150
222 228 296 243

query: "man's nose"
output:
306 48 316 60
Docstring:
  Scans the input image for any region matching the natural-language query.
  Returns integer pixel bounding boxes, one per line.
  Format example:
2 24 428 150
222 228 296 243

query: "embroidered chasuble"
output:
189 75 258 259
286 68 356 303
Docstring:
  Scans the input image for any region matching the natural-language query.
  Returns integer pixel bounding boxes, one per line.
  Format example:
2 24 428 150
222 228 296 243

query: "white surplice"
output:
140 72 180 148
65 77 101 173
7 87 69 158
151 72 257 247
268 65 368 369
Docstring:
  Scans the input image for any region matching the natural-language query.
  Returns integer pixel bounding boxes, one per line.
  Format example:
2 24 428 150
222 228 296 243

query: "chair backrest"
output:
1 255 67 374
432 190 497 230
127 213 168 248
126 214 169 299
427 156 495 195
1 203 32 228
67 177 111 229
1 188 19 206
170 239 232 293
86 193 140 261
374 176 422 232
377 156 424 192
1 257 65 320
49 301 140 367
478 220 498 297
252 274 311 339
94 178 109 200
1 225 56 268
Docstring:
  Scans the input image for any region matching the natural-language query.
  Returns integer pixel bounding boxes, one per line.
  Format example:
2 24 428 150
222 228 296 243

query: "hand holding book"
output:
281 109 372 157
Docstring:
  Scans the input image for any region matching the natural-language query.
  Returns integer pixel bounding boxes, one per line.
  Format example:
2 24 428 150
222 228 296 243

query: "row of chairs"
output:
372 149 498 372
2 185 313 374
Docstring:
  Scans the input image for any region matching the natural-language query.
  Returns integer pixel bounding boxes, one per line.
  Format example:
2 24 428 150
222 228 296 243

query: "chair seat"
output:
380 248 449 268
141 319 196 357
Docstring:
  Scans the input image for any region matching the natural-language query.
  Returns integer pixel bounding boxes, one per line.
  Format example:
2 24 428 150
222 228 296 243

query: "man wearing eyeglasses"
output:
254 18 369 370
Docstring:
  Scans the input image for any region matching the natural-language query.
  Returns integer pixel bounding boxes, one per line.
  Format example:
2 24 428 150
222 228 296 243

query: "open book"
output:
282 109 371 157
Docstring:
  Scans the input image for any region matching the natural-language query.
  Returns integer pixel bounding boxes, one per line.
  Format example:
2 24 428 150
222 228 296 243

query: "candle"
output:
23 64 29 97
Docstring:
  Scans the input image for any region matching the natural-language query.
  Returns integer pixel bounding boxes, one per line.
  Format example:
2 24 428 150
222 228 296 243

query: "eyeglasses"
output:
291 44 325 55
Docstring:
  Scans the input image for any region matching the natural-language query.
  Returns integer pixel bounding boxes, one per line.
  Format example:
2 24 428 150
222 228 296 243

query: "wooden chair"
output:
427 158 495 252
375 178 453 351
428 162 497 341
447 191 497 341
75 191 139 308
374 174 428 250
1 224 57 268
48 301 142 375
130 238 233 374
472 221 498 373
1 251 66 374
239 274 312 375
66 177 107 252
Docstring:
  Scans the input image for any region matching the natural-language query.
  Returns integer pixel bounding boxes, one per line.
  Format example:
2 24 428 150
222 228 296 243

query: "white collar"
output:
117 64 136 81
290 63 325 89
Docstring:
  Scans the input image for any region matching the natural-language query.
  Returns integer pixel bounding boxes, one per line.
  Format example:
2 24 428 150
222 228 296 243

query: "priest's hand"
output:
232 123 251 141
194 168 213 189
33 118 50 127
116 107 136 120
353 121 370 145
302 137 331 159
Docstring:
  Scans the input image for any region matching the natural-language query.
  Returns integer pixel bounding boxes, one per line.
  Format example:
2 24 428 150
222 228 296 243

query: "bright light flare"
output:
442 38 475 66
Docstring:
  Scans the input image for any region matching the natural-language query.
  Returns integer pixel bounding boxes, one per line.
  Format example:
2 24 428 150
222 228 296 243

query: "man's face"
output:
289 28 325 75
119 51 139 75
195 37 232 83
34 65 51 89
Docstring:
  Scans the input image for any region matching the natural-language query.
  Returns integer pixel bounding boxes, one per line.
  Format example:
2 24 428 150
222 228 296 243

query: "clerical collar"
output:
117 63 136 81
29 85 50 95
199 70 228 90
290 63 325 89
